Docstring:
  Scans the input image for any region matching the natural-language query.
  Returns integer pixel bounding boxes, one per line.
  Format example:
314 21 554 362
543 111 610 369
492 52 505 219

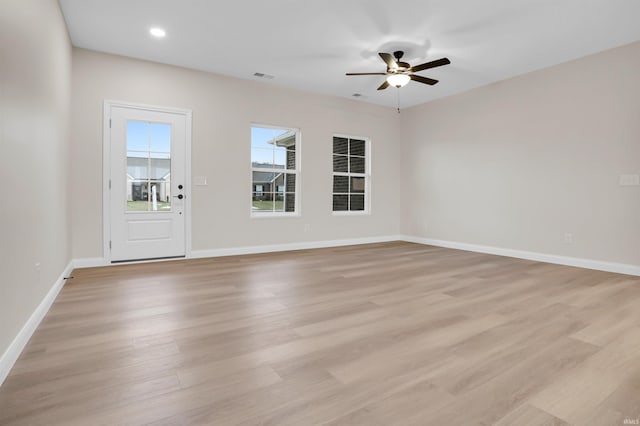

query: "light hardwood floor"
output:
1 242 640 425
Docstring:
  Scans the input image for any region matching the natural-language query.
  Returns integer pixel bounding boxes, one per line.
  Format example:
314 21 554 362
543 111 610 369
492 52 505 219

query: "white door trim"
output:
103 100 192 263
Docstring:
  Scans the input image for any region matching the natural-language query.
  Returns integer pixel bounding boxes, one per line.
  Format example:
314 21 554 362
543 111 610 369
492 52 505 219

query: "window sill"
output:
250 212 300 219
332 211 370 216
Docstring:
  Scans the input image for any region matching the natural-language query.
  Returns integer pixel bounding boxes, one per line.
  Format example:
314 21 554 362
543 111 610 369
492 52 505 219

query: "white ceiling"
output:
59 0 640 109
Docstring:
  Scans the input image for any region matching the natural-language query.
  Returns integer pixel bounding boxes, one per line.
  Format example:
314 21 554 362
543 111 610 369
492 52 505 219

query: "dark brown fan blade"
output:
377 81 390 90
410 74 438 85
379 52 397 70
409 57 450 73
346 72 387 76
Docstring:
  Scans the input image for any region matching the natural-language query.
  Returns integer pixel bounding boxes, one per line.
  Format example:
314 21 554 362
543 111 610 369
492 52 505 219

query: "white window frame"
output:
250 123 301 218
332 134 371 215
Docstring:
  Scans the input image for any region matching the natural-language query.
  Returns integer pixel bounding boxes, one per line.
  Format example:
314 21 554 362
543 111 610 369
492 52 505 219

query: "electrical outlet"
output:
619 174 640 186
564 233 573 244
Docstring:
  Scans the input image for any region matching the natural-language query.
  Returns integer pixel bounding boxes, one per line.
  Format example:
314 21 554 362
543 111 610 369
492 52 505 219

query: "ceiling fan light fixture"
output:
386 74 410 88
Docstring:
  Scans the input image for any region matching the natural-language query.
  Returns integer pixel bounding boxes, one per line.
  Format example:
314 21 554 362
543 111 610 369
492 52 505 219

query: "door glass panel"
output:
127 153 149 179
126 121 149 151
150 157 170 180
126 121 172 212
128 181 149 211
150 123 171 153
149 181 171 211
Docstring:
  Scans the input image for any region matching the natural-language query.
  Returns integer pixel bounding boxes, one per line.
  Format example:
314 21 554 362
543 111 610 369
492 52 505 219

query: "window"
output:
333 135 369 213
126 121 172 212
251 125 299 215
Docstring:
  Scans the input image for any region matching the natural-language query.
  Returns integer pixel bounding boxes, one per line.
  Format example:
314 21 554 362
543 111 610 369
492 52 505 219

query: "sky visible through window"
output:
127 121 171 157
251 127 288 165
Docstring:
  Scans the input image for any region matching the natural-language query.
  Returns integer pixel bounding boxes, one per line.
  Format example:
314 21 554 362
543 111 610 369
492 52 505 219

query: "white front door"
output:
107 104 189 262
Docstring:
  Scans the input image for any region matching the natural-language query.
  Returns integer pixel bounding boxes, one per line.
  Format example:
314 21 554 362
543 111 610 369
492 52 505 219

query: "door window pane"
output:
150 157 170 180
127 154 149 180
126 120 172 212
126 121 149 151
149 123 171 153
128 181 149 211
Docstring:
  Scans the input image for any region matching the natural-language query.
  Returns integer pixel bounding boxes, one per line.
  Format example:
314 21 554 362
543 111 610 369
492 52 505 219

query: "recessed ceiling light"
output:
150 28 166 38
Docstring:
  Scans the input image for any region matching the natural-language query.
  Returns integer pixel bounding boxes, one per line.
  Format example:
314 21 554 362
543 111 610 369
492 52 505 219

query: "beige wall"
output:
401 42 640 266
70 49 402 259
2 1 638 375
0 0 72 357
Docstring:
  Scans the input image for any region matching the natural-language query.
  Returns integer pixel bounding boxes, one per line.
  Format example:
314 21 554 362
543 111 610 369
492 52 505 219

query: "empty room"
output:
1 0 640 424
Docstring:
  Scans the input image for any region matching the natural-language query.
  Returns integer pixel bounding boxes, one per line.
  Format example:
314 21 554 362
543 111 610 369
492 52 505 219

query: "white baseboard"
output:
191 235 403 259
402 235 640 277
72 234 639 277
0 260 74 386
71 236 402 268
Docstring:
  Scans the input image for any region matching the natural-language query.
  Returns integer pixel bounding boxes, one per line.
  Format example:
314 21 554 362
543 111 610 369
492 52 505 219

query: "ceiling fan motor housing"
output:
391 51 410 71
345 50 450 90
394 62 410 72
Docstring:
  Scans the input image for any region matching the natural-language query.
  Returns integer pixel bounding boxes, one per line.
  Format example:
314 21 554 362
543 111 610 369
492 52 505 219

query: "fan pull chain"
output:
396 88 401 114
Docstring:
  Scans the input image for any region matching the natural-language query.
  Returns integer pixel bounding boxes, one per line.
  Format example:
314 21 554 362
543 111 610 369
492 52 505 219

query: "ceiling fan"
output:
346 51 450 90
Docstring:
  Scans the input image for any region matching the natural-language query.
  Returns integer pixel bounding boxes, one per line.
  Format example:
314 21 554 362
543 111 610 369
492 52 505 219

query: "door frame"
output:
103 100 193 263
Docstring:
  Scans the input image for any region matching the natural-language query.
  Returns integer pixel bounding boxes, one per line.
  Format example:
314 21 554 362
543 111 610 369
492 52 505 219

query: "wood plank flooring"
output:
1 242 640 425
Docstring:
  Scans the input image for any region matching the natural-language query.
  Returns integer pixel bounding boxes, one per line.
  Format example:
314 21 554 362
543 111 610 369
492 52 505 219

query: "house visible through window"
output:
333 135 369 213
251 125 299 215
126 121 172 212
